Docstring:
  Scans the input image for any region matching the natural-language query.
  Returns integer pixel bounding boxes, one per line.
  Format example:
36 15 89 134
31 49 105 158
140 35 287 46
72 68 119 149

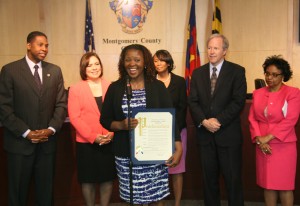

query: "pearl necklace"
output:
156 73 171 83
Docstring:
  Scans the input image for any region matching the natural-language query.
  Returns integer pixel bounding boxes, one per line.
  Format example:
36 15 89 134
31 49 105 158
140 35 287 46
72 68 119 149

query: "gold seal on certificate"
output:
131 108 175 165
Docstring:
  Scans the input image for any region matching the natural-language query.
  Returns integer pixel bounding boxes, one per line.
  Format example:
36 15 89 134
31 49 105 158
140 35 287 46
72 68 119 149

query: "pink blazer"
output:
249 85 300 143
68 79 112 143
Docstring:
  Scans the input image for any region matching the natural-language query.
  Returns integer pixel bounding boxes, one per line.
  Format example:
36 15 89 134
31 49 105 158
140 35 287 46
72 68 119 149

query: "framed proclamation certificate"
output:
130 108 175 165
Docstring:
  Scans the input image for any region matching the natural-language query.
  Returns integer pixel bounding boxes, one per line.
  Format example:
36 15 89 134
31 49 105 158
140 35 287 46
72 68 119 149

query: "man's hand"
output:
26 129 53 143
202 118 221 133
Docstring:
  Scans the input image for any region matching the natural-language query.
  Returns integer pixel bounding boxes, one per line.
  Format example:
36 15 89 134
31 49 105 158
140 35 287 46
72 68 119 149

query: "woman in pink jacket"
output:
68 52 116 206
249 55 300 206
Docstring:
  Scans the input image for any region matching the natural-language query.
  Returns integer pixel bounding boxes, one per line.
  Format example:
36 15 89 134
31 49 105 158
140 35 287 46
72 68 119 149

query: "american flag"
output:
84 0 95 52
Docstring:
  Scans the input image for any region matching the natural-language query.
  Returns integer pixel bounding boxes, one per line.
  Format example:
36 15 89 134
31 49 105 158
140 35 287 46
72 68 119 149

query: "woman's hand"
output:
122 118 139 130
256 134 274 155
110 118 139 131
95 133 113 145
165 141 182 167
256 134 274 145
106 132 114 141
259 143 272 155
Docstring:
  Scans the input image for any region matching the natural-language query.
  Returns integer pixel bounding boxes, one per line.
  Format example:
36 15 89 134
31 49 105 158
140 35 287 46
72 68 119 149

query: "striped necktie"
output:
210 67 217 96
33 65 42 90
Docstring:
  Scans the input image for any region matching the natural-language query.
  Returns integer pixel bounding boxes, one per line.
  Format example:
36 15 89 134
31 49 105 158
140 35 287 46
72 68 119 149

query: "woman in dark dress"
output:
154 50 187 206
68 52 116 206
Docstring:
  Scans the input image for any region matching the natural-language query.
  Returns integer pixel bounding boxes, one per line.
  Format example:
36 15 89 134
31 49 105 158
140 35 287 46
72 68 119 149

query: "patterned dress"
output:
115 88 170 204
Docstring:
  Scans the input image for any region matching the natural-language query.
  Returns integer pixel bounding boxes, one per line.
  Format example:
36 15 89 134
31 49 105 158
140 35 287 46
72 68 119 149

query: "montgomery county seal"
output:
109 0 153 34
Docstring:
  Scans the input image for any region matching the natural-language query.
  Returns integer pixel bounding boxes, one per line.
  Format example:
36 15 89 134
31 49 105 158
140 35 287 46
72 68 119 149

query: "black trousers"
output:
198 140 244 206
7 145 55 206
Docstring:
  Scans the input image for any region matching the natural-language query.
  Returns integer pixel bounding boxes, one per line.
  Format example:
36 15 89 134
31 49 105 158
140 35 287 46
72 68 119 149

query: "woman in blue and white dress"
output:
100 44 182 205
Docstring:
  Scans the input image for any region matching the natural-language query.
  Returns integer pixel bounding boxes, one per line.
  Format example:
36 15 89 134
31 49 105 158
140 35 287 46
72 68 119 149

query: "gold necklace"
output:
157 73 170 83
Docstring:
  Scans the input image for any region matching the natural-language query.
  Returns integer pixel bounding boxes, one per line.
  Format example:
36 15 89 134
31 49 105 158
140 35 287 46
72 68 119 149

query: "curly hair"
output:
153 50 175 73
118 44 156 82
262 55 293 82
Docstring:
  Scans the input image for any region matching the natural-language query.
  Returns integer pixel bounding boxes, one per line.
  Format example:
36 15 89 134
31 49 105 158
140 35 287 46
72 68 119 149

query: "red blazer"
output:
249 85 300 143
68 79 112 143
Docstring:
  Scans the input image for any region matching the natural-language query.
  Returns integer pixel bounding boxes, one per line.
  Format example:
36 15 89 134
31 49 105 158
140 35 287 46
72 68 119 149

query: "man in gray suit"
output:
189 34 246 206
0 31 67 206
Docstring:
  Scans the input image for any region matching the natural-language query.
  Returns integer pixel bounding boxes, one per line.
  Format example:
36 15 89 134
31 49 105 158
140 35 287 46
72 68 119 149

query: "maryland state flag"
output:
212 0 222 34
185 0 201 94
84 0 95 52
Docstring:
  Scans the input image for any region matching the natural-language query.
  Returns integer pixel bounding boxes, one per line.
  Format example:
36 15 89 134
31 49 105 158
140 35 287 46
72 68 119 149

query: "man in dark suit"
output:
189 34 247 206
0 31 67 206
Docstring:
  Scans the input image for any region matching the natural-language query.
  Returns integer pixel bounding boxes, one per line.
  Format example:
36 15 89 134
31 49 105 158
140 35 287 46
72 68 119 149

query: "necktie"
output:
34 65 42 90
210 67 217 96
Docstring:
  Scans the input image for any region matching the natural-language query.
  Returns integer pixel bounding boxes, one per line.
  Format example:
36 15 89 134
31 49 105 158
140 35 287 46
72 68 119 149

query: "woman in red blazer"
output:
249 55 300 206
68 52 116 206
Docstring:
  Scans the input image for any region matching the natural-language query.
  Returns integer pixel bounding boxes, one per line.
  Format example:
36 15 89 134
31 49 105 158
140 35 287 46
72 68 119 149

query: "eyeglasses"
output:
264 72 282 78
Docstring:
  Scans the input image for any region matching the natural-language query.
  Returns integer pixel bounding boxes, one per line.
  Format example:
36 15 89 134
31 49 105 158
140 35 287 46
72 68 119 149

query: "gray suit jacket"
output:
0 57 67 155
188 60 247 146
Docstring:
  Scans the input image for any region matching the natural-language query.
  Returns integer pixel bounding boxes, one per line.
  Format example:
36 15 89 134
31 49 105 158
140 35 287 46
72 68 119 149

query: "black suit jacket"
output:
168 73 187 131
0 57 67 155
188 60 247 146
